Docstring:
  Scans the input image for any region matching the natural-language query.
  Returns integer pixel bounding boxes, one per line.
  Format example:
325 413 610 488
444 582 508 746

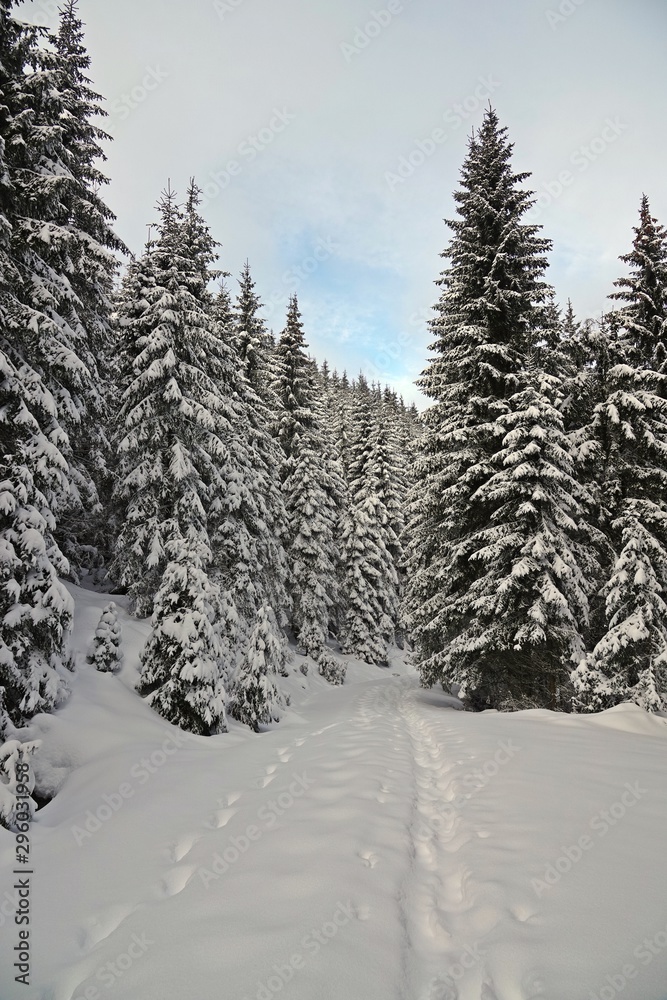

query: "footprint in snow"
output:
254 773 275 789
427 975 459 1000
359 850 379 868
156 865 195 898
204 806 237 830
166 832 201 862
76 903 133 951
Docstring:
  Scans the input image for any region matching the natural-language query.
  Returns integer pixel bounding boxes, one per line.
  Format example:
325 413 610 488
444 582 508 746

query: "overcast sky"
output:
22 0 667 404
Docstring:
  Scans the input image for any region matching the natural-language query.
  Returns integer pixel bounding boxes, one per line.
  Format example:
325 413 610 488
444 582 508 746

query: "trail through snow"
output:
1 586 667 999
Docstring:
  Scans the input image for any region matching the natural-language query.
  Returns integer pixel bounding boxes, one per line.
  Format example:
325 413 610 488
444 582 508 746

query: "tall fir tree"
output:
572 203 667 713
342 383 403 664
403 107 592 708
608 194 667 370
7 1 122 578
274 296 344 659
0 2 80 728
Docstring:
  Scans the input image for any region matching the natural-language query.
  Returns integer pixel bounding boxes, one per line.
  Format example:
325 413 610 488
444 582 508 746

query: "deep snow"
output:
1 583 667 1000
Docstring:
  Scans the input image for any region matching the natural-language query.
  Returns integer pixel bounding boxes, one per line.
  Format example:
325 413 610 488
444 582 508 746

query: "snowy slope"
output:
1 585 667 1000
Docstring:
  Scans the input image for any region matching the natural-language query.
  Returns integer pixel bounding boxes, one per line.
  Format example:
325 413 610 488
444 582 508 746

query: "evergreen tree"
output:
87 602 122 673
233 260 275 397
404 108 578 708
446 362 599 708
572 360 667 712
572 504 667 713
6 1 122 578
342 383 403 664
274 296 344 659
571 204 667 713
138 530 227 735
222 261 290 627
0 2 74 728
228 605 287 731
111 187 228 628
0 737 39 831
608 195 667 370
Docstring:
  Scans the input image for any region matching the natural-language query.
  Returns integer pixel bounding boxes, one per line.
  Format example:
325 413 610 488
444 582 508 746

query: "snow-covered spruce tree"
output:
404 107 591 709
4 2 123 579
51 1 125 570
572 209 667 713
87 602 122 673
0 3 74 729
608 194 667 370
111 186 230 641
223 261 290 626
0 736 40 832
341 381 403 664
138 529 227 735
233 261 276 396
274 295 344 660
572 504 667 713
329 370 353 482
0 352 74 726
228 605 287 731
449 359 600 709
572 386 667 714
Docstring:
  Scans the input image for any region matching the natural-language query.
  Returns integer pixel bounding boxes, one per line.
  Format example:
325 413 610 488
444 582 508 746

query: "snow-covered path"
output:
2 592 667 1000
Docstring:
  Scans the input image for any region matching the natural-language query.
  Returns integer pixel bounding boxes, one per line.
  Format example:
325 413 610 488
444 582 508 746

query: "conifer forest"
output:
1 3 666 999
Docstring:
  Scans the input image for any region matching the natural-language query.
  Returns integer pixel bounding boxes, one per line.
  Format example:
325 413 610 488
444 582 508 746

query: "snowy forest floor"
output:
1 585 667 1000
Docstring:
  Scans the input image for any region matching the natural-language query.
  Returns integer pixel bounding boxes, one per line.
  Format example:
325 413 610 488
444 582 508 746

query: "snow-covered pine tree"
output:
274 295 344 660
87 602 122 673
0 2 74 729
52 1 125 569
608 194 667 371
329 370 353 482
138 529 227 735
404 107 579 708
228 604 287 731
0 351 74 725
5 2 123 579
341 381 404 664
572 501 667 713
0 737 40 832
572 206 667 713
233 261 275 396
111 186 228 630
449 359 600 709
222 260 290 627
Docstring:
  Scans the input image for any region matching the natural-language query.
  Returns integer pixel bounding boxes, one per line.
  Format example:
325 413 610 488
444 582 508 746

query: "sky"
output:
21 0 667 406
